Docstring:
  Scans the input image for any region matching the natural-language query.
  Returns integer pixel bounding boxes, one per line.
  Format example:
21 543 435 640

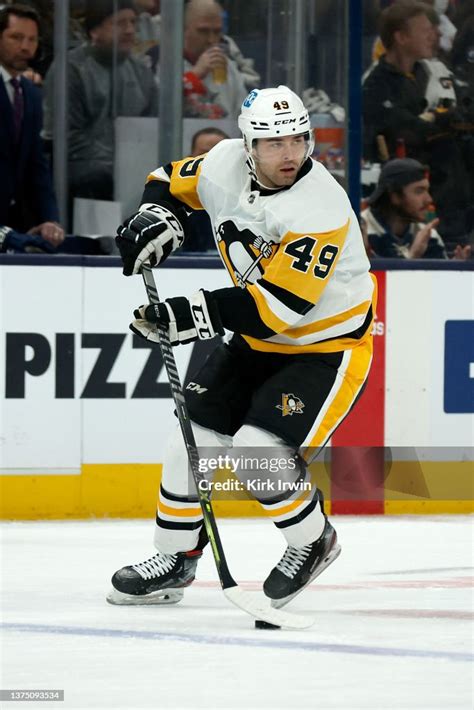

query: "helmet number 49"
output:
284 236 339 279
273 100 289 110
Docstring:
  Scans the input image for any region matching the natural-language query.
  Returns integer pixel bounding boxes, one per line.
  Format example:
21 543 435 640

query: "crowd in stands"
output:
363 0 473 260
0 0 472 259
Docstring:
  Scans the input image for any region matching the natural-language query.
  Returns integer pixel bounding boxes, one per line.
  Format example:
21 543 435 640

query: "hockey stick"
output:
141 264 314 629
235 251 265 287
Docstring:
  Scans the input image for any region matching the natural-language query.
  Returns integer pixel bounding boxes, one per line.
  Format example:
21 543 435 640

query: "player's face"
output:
0 16 38 74
252 135 307 188
391 178 432 222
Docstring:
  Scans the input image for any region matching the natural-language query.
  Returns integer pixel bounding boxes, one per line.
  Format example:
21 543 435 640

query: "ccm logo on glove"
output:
191 302 214 339
130 290 224 346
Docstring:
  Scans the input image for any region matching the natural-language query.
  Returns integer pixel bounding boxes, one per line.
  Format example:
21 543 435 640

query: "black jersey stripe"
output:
319 305 373 344
258 278 314 315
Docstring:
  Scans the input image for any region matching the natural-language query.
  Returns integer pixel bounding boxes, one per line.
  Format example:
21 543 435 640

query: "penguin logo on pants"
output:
276 393 305 416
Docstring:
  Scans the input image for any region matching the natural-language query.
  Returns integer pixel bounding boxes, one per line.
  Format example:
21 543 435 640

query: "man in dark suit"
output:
0 4 64 249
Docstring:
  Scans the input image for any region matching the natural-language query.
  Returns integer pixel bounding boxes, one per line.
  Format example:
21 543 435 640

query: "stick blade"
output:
224 586 315 630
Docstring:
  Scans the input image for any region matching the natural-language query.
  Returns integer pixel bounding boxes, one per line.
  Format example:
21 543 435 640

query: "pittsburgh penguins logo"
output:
216 221 276 288
276 393 305 416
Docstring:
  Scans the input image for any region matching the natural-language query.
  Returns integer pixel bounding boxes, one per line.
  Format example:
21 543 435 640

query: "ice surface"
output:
1 516 472 709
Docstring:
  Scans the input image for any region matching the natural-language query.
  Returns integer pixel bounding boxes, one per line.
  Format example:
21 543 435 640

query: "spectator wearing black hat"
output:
360 158 471 259
42 0 158 206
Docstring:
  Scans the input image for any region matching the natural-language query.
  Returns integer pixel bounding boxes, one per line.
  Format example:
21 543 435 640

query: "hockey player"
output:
108 86 377 608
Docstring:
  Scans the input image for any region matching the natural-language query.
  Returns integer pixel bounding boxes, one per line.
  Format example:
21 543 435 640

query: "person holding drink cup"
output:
180 0 247 117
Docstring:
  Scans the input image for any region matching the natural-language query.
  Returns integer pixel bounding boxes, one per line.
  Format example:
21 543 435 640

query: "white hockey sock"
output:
232 424 326 548
154 423 232 554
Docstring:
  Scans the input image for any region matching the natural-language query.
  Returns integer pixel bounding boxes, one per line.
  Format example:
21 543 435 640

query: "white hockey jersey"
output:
146 139 377 354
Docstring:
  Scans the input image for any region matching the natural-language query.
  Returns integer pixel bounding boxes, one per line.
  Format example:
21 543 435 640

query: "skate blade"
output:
270 543 342 610
106 587 184 606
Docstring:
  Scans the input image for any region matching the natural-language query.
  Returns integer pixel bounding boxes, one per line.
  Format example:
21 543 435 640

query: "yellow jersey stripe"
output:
247 282 289 334
241 330 373 354
241 272 377 354
302 338 373 455
285 300 372 338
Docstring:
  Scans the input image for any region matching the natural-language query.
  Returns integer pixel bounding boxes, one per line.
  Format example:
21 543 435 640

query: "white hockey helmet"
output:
238 85 314 169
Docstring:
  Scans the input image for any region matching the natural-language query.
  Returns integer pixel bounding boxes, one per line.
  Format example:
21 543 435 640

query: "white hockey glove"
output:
116 204 185 276
130 290 224 346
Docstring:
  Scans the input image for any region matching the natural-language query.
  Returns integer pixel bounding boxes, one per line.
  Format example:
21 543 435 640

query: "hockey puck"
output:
254 619 281 630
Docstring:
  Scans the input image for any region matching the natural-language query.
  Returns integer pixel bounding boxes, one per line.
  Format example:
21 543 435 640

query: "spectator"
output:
43 0 158 205
190 125 228 155
22 0 85 84
0 4 64 246
182 0 248 118
361 158 471 259
149 0 248 119
363 2 442 161
0 223 56 252
147 0 260 89
363 1 472 241
371 1 457 60
180 125 229 253
18 0 86 80
367 2 457 111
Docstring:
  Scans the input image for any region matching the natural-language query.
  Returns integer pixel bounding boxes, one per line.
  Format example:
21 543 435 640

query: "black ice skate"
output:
263 519 341 608
106 549 202 606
